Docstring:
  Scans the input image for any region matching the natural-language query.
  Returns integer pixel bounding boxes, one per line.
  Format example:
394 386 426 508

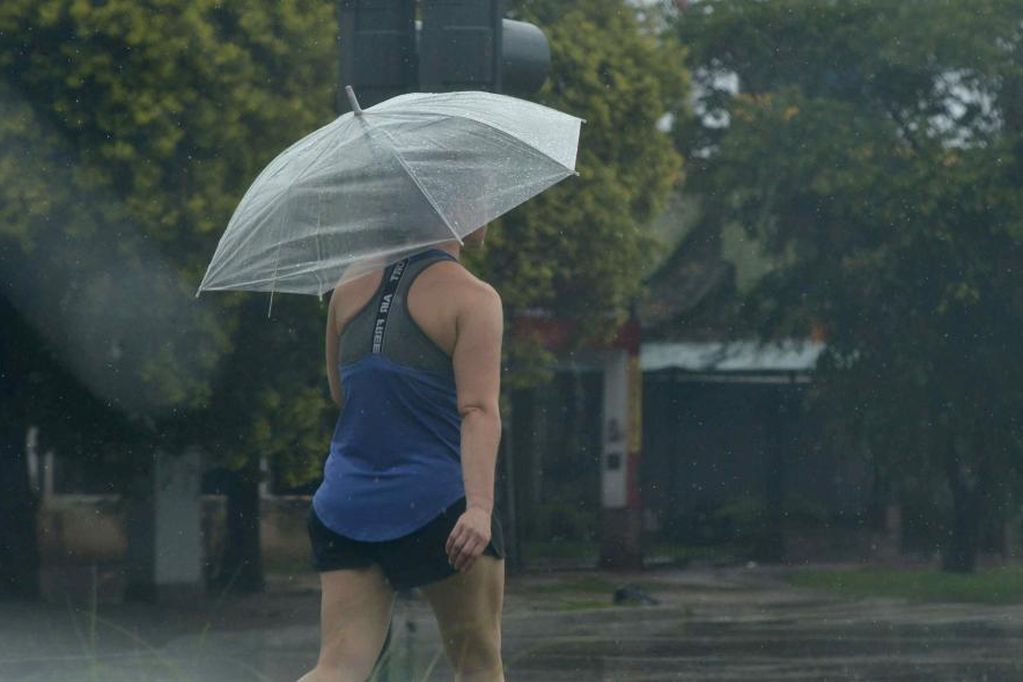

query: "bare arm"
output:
453 283 503 513
325 293 342 406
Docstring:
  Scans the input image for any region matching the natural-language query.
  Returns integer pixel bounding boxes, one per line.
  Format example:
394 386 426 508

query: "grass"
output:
528 576 620 594
520 539 744 567
786 565 1023 605
520 575 666 613
554 599 613 611
526 575 664 595
28 563 278 682
645 542 743 567
521 539 599 562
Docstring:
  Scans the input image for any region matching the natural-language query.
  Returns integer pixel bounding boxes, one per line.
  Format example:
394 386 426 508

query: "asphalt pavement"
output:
1 564 1021 681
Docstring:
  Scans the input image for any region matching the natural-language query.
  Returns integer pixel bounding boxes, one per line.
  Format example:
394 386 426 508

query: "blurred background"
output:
1 0 1021 632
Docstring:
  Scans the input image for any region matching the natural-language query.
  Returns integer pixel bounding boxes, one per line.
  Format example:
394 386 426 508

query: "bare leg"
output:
419 556 505 682
296 565 395 682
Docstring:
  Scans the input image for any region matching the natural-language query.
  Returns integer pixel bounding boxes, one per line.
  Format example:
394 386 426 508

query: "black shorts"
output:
307 497 505 591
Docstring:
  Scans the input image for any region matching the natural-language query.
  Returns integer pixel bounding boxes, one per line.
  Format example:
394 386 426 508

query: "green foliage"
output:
473 0 688 349
1 0 689 486
0 0 336 469
674 0 1023 566
788 566 1023 605
1 0 335 258
521 538 599 562
199 297 334 484
533 499 597 542
714 493 829 538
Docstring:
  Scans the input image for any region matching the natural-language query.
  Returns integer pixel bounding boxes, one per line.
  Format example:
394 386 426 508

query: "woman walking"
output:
298 225 505 682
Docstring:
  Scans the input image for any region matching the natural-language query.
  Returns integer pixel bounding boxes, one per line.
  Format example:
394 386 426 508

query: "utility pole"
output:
335 4 554 675
599 317 645 569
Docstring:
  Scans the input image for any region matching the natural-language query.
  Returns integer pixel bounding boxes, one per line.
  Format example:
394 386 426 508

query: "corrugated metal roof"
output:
641 341 825 373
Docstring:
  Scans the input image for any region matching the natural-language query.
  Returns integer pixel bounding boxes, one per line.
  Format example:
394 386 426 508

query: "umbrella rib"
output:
200 95 582 296
464 116 578 173
203 238 450 294
267 209 286 317
405 106 579 174
200 118 368 291
364 121 464 245
314 188 326 295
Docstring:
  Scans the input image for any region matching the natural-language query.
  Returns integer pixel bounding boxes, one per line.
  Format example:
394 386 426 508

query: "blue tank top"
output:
312 249 466 541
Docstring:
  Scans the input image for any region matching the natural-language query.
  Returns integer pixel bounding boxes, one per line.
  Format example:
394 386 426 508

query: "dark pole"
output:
0 296 40 600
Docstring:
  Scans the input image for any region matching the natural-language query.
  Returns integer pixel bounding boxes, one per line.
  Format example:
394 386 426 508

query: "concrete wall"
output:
38 494 313 603
38 495 129 604
39 495 127 564
153 449 203 594
261 496 313 570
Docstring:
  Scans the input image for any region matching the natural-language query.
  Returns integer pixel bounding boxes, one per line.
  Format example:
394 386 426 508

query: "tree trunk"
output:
499 397 522 572
753 389 788 563
0 420 39 600
511 388 542 541
124 454 156 601
216 461 264 593
942 441 986 574
0 303 39 600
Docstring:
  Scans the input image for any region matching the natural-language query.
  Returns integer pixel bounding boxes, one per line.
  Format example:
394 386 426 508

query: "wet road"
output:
2 566 1021 681
499 597 1023 680
437 568 1023 681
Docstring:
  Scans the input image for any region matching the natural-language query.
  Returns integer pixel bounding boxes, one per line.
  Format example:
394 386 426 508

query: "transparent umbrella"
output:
197 87 582 299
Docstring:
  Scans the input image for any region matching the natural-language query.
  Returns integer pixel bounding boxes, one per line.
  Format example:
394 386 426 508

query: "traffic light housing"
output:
499 18 551 97
338 0 550 113
419 0 502 92
338 0 417 111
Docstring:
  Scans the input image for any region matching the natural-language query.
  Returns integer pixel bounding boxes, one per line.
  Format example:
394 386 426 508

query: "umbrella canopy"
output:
197 89 582 297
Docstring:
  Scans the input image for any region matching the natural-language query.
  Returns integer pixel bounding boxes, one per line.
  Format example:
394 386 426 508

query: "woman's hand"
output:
445 506 492 573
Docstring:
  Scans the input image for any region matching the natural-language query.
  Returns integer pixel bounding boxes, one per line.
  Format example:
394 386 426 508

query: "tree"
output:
672 0 1023 572
0 0 337 595
1 0 690 595
481 0 688 362
0 296 39 599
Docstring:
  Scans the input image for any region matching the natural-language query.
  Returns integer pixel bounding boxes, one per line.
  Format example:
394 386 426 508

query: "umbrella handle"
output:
345 85 363 116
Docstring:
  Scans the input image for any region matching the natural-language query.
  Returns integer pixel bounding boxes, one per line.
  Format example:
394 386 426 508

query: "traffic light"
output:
337 0 417 111
419 0 551 97
498 18 551 97
338 0 551 114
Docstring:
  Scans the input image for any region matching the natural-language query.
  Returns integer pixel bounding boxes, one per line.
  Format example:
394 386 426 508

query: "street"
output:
2 564 1021 681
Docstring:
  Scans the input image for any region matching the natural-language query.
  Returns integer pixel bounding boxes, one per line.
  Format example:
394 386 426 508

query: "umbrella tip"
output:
345 85 363 116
